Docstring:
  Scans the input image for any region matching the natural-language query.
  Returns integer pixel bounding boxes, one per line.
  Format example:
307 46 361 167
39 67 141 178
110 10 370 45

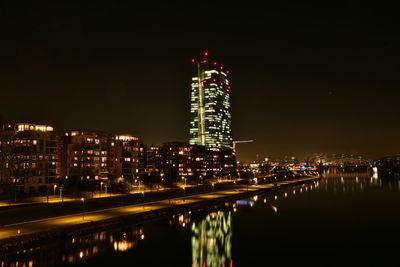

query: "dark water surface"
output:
2 173 400 266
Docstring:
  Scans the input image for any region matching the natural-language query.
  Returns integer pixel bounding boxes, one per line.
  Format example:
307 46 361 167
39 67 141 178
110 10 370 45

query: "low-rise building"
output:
146 145 162 174
57 131 109 182
0 122 57 194
189 146 236 182
160 142 190 184
109 134 140 181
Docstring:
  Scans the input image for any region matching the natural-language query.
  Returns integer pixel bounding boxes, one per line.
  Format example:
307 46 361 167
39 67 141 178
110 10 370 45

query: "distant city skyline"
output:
1 4 399 266
1 2 399 161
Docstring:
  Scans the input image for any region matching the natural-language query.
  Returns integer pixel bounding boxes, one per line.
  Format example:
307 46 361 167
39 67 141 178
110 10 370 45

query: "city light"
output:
0 5 396 266
81 198 85 220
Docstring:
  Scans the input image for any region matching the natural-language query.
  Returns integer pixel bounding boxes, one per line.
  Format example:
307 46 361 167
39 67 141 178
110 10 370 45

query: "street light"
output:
60 187 63 202
81 198 85 220
53 184 57 195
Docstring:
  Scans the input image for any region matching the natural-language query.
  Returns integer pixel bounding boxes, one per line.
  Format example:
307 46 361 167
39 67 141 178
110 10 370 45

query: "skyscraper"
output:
189 52 233 150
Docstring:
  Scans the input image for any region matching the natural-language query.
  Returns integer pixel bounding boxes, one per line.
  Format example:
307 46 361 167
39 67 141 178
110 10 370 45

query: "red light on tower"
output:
201 60 207 63
191 59 195 63
220 66 224 70
204 51 209 56
213 62 218 66
226 70 230 74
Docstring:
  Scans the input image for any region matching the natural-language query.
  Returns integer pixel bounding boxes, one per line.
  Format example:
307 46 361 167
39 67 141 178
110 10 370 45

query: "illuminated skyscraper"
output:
189 52 233 150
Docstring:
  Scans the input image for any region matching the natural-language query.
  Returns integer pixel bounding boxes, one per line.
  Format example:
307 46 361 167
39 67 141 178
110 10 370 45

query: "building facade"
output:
189 146 236 181
145 145 162 175
109 134 140 181
189 52 233 150
57 131 109 182
0 123 57 194
160 142 190 184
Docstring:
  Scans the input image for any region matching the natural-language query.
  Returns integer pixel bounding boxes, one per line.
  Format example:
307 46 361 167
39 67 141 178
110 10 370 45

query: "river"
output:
1 172 400 266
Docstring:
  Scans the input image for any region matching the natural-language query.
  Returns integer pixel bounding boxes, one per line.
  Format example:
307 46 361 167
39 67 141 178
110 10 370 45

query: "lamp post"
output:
81 198 85 220
53 184 57 195
60 187 63 203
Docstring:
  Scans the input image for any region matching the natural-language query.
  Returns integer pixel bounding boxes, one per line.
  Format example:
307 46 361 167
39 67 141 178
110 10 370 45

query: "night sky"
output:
1 2 399 162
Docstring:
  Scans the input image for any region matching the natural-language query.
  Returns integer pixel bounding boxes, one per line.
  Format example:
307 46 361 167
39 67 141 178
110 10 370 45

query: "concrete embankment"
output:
0 176 320 253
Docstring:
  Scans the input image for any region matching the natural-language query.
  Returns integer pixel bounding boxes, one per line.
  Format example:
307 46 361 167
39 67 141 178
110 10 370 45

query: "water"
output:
2 172 400 266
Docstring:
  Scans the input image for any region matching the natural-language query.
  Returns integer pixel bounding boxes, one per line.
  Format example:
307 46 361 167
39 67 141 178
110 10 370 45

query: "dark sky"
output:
1 1 399 162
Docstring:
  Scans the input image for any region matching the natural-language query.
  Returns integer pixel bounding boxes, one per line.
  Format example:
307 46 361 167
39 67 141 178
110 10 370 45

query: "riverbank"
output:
0 176 320 253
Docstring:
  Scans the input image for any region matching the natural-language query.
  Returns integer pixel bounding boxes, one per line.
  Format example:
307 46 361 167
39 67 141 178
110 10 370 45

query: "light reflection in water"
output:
0 226 144 266
191 211 232 267
60 227 144 263
2 171 400 267
303 172 400 194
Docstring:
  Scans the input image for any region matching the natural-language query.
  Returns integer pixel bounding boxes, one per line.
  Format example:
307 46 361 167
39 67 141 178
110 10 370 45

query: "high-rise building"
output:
189 52 233 150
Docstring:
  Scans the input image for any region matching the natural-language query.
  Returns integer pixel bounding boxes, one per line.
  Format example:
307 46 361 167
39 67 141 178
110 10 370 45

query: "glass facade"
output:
189 54 233 149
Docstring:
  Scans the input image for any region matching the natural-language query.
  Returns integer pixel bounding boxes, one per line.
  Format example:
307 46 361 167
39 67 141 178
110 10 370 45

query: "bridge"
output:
309 154 373 167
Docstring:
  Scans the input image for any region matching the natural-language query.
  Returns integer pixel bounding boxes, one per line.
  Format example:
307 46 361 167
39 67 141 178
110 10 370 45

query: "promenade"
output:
0 176 320 251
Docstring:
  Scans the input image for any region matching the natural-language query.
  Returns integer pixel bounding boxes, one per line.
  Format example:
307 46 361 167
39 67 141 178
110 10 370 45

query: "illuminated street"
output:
0 177 318 242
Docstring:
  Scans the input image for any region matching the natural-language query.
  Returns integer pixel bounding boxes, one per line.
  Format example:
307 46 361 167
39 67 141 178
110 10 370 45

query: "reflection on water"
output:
318 172 400 193
0 226 145 266
61 227 144 263
2 171 400 266
0 207 234 267
191 211 232 267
